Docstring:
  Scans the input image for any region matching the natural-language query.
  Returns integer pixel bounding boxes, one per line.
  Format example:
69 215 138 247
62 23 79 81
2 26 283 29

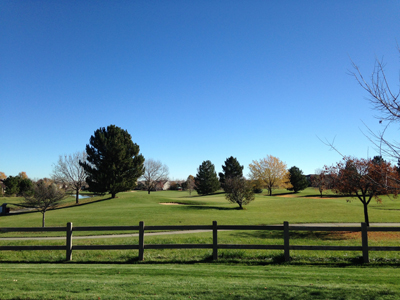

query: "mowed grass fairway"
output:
1 188 400 299
2 188 400 228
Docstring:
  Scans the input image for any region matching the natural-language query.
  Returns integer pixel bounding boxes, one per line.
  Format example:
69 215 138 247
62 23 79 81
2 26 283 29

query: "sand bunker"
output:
159 202 185 205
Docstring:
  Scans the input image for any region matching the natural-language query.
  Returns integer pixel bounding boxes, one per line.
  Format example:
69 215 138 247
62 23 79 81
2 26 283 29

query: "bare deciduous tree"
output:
350 47 400 160
186 175 196 195
52 151 87 204
142 159 169 194
23 181 66 227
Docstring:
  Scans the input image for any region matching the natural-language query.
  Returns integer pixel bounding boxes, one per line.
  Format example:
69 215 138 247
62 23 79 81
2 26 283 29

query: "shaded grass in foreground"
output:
1 263 400 299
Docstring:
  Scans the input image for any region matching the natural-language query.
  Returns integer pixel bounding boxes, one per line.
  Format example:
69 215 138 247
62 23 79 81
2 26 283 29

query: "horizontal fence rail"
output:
1 221 400 263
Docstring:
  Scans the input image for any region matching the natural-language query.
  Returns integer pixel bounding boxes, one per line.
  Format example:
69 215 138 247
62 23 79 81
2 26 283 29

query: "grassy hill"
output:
1 188 400 229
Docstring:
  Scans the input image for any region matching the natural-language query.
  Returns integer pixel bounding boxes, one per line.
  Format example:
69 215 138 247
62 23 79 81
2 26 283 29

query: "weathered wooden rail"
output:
1 221 400 263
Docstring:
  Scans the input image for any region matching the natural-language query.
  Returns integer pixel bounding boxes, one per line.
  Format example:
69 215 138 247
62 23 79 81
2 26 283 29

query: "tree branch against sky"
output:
52 151 87 204
350 47 400 161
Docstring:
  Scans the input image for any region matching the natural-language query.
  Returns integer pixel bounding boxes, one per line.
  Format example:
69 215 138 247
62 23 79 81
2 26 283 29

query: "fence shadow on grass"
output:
4 254 400 267
230 230 358 241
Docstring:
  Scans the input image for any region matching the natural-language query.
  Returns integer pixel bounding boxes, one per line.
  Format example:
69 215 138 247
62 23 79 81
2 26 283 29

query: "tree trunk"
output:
148 189 151 194
75 189 79 204
111 193 116 198
42 212 45 228
268 188 272 196
363 202 370 226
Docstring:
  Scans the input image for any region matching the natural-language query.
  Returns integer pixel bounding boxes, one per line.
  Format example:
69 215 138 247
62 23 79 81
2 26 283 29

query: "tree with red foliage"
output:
324 157 399 226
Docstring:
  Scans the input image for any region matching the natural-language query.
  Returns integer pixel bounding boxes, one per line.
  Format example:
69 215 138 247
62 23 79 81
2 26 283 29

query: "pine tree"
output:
80 125 145 198
219 156 244 192
4 176 20 196
195 160 220 195
287 166 309 193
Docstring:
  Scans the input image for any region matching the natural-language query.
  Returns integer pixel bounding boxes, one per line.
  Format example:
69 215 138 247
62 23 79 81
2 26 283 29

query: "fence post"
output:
139 221 144 261
213 221 218 260
284 221 290 262
66 222 73 261
361 222 369 263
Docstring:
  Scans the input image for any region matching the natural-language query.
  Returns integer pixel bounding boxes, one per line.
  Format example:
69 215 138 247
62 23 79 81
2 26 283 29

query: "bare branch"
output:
52 151 87 204
316 135 345 158
141 159 169 194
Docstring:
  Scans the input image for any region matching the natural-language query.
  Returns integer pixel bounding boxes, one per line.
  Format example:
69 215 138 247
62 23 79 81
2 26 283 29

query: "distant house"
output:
162 181 170 190
136 180 170 191
0 179 5 195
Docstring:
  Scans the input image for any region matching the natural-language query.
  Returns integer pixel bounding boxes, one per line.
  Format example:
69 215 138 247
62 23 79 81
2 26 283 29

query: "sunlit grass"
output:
1 263 400 299
1 188 400 232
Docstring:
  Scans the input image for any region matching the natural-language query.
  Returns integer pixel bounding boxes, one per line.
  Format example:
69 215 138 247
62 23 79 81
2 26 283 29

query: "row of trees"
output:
194 155 309 196
1 172 33 197
192 156 310 209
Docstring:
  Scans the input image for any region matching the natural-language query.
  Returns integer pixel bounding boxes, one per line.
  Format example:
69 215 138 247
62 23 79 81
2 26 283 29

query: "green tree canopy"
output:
195 160 220 195
287 166 309 193
224 177 255 209
80 125 145 198
4 176 20 196
219 156 244 192
19 178 33 195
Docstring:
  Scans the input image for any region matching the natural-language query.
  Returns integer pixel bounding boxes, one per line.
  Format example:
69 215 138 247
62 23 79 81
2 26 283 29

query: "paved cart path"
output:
2 223 400 241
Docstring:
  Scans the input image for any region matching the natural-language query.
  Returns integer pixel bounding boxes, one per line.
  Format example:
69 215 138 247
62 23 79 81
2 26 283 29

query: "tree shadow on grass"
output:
6 197 113 216
301 194 346 199
372 207 400 211
187 191 226 197
272 191 296 196
271 191 346 199
181 205 241 211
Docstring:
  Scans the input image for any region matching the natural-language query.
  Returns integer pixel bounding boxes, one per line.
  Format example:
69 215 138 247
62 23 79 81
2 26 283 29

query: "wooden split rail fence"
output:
1 221 400 263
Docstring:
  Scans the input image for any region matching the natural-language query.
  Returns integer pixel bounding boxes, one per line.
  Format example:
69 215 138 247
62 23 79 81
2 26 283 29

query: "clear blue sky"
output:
1 1 400 180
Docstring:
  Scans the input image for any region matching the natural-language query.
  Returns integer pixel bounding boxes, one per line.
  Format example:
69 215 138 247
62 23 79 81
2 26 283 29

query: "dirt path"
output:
2 223 400 241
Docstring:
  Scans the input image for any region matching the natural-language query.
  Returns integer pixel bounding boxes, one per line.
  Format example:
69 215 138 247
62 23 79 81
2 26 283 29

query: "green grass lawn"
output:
1 188 400 229
1 263 400 299
1 188 400 299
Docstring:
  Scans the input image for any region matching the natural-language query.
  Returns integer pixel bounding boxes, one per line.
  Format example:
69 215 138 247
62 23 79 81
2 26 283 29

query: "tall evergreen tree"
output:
80 125 145 198
195 160 220 195
4 176 20 196
219 156 244 192
287 166 309 193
